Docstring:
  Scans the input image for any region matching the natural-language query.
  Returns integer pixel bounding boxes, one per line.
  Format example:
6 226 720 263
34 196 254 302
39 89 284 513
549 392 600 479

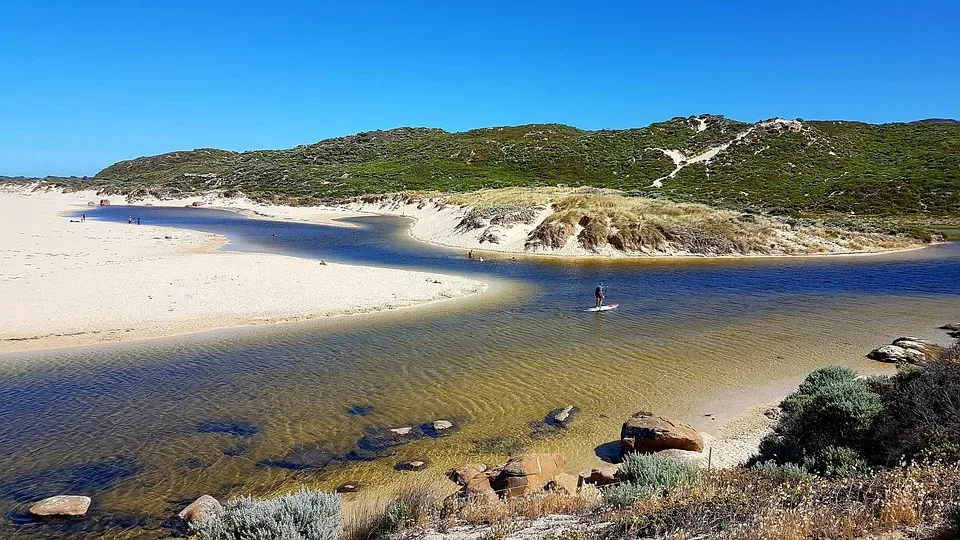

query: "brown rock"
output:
87 201 97 206
192 201 205 207
446 464 498 502
620 412 704 457
29 495 91 517
940 323 960 332
494 453 565 498
546 472 581 494
99 199 110 206
178 495 222 523
585 467 619 486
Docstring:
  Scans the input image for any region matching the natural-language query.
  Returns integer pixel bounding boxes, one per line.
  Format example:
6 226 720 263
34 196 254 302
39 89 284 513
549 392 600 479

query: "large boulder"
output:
620 412 704 457
446 464 498 502
178 495 222 523
493 453 565 498
29 495 91 518
867 344 925 364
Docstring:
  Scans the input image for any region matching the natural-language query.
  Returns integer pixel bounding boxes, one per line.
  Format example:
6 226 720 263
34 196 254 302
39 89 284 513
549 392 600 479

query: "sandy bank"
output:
0 188 486 354
342 191 925 260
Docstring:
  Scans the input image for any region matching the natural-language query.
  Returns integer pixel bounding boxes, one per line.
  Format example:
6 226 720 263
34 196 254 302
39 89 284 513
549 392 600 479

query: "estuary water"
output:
2 206 959 539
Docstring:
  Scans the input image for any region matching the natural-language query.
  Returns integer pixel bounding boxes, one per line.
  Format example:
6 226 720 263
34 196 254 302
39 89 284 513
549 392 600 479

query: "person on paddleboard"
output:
595 282 606 307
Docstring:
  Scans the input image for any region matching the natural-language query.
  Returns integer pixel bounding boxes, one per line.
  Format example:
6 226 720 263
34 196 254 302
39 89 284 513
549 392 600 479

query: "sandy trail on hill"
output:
0 188 486 354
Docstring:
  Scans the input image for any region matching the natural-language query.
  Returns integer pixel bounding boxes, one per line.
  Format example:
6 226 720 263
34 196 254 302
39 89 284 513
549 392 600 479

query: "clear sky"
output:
1 0 958 177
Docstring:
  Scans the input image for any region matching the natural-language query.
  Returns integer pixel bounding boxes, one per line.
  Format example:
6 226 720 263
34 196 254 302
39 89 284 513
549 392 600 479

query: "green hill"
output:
30 115 960 217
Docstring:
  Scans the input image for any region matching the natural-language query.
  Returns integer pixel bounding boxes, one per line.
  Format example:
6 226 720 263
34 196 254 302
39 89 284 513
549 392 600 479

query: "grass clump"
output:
191 488 341 540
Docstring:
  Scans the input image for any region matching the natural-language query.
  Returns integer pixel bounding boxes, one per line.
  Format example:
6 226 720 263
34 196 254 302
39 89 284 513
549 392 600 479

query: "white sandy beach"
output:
0 187 486 353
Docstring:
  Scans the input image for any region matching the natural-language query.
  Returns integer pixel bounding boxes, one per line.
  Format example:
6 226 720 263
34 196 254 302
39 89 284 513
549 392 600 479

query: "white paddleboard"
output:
584 304 618 312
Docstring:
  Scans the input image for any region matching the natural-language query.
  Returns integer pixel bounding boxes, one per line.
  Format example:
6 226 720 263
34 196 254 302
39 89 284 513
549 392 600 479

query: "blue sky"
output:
1 0 958 177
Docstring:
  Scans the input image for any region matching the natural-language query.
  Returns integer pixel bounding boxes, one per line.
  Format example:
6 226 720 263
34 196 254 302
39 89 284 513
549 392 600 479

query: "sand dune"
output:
0 188 485 353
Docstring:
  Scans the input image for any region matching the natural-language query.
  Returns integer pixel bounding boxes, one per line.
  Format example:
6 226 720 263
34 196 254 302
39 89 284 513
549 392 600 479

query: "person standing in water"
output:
595 282 606 307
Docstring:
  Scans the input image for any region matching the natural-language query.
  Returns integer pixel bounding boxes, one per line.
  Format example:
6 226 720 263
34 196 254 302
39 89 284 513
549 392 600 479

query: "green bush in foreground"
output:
192 488 341 540
606 454 701 507
755 365 883 476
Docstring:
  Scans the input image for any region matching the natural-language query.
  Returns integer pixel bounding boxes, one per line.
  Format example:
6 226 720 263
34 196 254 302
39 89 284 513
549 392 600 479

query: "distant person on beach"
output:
81 213 85 222
468 250 474 259
128 216 132 224
595 282 606 307
137 217 141 225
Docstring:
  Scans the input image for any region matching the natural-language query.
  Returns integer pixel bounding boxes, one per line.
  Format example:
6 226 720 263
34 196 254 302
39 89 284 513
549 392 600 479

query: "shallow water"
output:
2 206 959 539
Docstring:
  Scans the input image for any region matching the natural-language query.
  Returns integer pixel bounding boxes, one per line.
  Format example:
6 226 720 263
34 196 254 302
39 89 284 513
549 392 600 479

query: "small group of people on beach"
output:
128 216 141 225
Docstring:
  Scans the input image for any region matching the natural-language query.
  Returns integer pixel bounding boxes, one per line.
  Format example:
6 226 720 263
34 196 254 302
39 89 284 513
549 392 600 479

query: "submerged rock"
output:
178 495 221 523
347 405 375 416
197 420 259 438
546 406 580 428
29 495 91 518
336 482 362 493
258 443 334 471
620 412 704 457
395 460 429 472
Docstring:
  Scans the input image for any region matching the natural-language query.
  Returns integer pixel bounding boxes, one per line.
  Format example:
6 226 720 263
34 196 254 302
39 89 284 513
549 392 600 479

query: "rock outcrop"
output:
446 464 498 502
29 495 91 518
868 344 924 363
545 472 581 495
494 453 566 498
620 412 704 457
584 467 619 486
178 495 222 523
447 453 571 500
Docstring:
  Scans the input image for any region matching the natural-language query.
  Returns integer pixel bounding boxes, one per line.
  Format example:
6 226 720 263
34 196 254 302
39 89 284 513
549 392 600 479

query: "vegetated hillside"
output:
47 115 960 216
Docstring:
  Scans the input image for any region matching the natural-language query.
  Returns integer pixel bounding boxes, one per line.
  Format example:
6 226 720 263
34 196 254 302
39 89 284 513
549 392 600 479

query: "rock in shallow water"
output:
196 420 259 438
336 482 362 493
867 344 925 364
546 405 580 428
395 460 429 472
258 443 334 471
29 495 91 518
620 412 704 457
178 495 221 523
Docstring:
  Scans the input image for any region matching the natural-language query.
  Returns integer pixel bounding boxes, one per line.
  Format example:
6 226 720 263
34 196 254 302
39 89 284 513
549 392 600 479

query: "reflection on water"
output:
2 206 960 539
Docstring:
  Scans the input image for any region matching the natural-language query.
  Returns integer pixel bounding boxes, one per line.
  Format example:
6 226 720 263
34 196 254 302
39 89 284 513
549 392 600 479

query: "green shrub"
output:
802 445 869 477
602 482 656 508
753 461 811 484
191 488 341 540
615 454 701 492
754 366 882 472
871 360 960 465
